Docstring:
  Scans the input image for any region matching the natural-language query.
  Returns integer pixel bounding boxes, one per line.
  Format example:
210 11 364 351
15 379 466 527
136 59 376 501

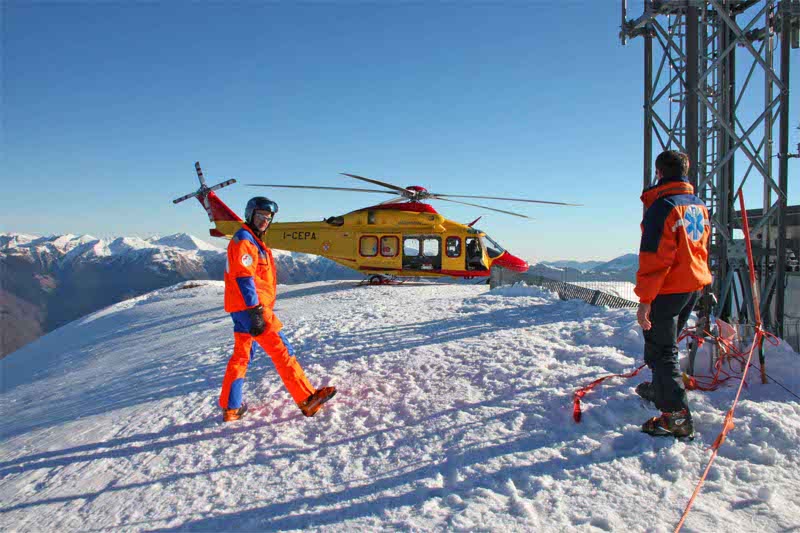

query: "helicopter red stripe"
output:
358 266 490 278
440 270 490 277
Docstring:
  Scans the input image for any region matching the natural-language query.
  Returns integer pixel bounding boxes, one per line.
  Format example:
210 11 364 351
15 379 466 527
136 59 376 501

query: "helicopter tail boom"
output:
203 190 243 238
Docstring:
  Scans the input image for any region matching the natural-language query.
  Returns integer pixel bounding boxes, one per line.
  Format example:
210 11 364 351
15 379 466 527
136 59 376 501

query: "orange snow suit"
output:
219 225 315 410
634 177 712 304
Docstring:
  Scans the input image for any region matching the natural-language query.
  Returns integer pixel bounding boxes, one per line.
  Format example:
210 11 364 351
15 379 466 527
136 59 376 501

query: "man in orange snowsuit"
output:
219 196 336 422
634 151 712 440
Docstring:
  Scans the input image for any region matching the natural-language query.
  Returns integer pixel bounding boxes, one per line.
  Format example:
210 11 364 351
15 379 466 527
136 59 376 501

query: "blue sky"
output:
2 1 797 262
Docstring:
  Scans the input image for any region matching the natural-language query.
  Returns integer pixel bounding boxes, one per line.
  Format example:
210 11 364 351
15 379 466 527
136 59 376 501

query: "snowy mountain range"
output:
525 254 640 290
0 233 354 357
539 259 606 271
540 253 640 277
1 280 798 531
1 232 642 358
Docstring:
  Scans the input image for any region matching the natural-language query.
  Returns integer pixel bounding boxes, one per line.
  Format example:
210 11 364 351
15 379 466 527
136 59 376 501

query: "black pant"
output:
643 291 700 413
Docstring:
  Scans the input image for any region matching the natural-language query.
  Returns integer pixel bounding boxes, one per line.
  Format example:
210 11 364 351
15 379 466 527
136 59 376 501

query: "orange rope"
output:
674 190 766 532
674 330 762 532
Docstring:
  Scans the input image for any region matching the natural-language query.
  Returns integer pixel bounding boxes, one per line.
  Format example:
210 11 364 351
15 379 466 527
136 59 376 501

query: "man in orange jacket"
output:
634 151 712 440
219 196 336 422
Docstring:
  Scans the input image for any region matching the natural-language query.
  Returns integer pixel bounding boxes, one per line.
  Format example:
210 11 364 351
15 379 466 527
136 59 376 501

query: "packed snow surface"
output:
1 281 798 532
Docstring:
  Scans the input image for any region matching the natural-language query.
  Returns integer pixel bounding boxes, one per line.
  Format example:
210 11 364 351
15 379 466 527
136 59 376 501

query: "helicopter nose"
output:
491 252 529 273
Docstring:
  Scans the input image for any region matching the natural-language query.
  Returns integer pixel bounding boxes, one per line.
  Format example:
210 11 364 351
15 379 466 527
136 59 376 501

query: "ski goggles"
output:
252 211 274 224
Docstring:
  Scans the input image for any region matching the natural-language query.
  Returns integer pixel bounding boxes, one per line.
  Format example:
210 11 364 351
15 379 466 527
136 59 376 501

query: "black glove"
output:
247 305 266 336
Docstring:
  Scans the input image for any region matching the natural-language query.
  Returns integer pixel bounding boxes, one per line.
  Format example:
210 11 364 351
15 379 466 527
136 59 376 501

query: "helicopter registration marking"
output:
282 231 317 240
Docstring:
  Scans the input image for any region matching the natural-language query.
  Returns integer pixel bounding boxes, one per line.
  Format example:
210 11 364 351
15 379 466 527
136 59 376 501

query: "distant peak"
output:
150 233 222 251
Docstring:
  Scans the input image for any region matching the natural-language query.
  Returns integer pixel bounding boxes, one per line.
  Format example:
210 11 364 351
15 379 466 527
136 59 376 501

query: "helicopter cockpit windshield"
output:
479 234 506 259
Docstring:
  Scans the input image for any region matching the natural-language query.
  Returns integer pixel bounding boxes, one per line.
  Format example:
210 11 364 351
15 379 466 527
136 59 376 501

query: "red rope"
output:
572 192 785 530
572 322 782 422
674 329 763 532
680 327 747 391
674 190 772 532
572 364 646 423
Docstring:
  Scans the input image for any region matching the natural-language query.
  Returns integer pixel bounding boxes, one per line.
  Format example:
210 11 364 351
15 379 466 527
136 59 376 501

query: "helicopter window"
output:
466 237 481 257
359 236 378 257
380 236 399 257
465 237 485 270
480 235 506 259
446 237 461 258
422 238 439 257
367 211 376 224
403 237 420 257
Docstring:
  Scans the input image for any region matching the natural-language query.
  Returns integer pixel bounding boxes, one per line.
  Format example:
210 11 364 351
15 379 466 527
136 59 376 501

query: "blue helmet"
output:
245 197 279 224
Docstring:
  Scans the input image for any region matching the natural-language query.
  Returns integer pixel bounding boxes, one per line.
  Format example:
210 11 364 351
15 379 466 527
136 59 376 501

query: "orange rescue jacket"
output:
224 225 283 332
634 177 712 304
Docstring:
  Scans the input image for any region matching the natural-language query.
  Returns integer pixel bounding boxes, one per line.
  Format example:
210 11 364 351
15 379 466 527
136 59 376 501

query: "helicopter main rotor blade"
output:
433 193 581 206
247 184 397 195
341 173 412 195
378 197 408 205
436 197 532 219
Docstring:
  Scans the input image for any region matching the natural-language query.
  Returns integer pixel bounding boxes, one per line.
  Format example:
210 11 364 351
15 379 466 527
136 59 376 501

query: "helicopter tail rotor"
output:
173 162 242 238
172 161 236 205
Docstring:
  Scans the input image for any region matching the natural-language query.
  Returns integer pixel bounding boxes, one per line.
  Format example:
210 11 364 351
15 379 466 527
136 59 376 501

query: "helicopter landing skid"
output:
358 275 405 286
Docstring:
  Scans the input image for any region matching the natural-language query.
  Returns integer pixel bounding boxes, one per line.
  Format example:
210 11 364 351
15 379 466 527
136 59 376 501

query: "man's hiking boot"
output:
642 409 694 440
299 386 337 417
635 381 656 404
222 403 248 423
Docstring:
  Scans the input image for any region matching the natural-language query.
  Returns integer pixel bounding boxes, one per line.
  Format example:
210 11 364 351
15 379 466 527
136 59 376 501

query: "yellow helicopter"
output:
174 162 578 284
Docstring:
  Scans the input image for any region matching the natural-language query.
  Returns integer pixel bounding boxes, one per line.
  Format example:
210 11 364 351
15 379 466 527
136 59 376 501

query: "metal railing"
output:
491 268 638 310
785 318 800 353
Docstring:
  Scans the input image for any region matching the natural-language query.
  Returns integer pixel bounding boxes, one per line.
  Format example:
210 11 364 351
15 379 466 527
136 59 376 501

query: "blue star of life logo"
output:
684 205 705 241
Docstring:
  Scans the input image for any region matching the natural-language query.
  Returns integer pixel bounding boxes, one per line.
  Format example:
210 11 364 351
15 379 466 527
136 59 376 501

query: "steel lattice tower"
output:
620 0 799 339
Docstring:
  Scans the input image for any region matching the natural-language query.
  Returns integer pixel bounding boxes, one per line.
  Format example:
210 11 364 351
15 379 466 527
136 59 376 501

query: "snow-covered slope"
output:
1 281 798 531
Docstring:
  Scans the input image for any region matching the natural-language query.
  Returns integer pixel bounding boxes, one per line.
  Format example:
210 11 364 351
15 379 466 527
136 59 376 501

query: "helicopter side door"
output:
465 236 487 271
402 235 442 272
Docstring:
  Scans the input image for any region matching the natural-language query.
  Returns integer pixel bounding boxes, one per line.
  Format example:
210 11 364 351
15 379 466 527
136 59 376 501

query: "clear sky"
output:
2 1 797 262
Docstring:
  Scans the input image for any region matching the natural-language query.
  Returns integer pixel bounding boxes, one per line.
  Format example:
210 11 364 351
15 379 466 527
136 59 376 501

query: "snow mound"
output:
488 281 558 299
